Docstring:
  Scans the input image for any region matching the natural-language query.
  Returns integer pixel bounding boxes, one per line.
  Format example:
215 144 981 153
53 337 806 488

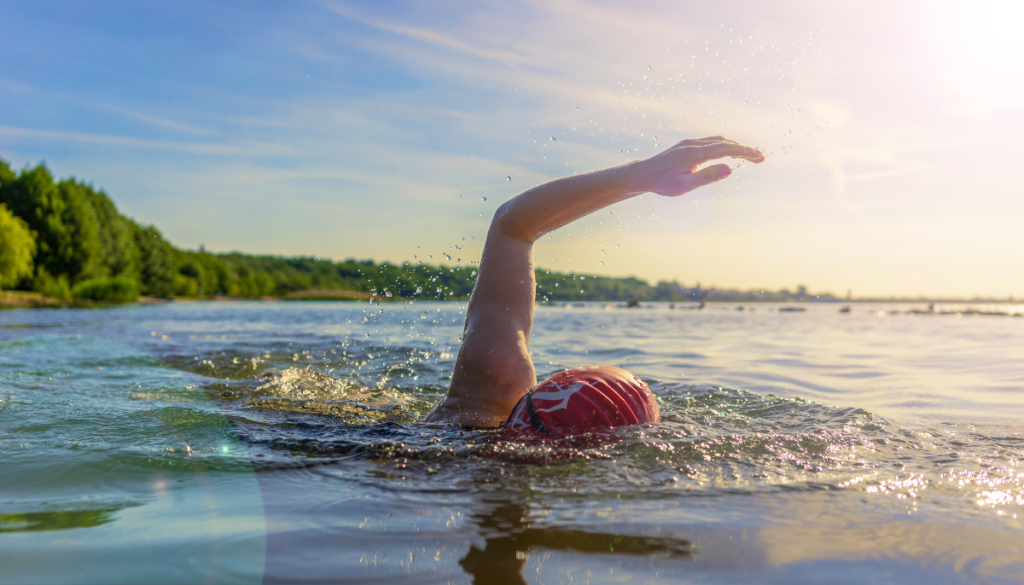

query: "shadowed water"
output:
1 301 1022 584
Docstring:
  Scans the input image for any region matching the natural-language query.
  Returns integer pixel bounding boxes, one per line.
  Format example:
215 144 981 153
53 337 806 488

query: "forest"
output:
0 158 656 303
0 158 838 304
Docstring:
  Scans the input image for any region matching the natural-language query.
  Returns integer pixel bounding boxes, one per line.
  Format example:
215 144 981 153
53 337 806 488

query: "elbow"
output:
492 200 535 243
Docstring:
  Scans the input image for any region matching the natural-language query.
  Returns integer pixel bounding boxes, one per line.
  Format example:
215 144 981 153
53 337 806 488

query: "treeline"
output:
0 158 488 301
0 157 838 304
534 275 839 302
0 160 177 300
0 158 517 301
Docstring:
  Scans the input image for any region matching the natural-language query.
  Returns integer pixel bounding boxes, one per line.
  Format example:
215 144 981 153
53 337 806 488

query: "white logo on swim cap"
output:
531 381 586 413
507 414 530 429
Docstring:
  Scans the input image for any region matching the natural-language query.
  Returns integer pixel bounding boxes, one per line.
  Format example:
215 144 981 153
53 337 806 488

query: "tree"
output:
81 185 142 281
0 164 105 285
0 158 15 188
55 179 105 282
0 203 36 289
0 164 67 281
134 224 176 297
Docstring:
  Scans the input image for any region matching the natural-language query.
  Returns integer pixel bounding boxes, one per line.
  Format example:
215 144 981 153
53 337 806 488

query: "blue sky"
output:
2 0 1022 297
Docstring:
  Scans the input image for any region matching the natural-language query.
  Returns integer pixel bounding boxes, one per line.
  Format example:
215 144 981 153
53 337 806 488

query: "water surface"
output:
1 301 1022 584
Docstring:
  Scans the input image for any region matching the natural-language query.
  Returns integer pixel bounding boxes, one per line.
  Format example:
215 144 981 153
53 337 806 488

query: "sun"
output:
936 1 1024 91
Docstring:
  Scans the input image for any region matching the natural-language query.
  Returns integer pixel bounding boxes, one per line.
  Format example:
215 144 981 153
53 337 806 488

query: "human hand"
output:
631 136 764 197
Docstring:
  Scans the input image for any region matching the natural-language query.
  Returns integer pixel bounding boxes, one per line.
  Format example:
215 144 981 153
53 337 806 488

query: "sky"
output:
1 0 1022 298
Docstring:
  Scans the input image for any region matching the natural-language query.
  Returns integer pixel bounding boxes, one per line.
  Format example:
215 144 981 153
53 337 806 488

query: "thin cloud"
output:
0 77 214 136
0 126 291 157
324 3 533 67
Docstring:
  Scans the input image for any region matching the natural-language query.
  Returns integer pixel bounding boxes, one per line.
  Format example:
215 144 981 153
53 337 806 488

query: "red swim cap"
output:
502 366 660 434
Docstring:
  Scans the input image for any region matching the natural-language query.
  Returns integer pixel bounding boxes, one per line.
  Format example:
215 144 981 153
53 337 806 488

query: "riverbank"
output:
1 291 169 310
0 288 385 309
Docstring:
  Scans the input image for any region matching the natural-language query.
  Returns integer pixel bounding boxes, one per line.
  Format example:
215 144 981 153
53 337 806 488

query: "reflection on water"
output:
459 498 692 585
0 509 119 533
1 302 1022 583
756 494 1024 579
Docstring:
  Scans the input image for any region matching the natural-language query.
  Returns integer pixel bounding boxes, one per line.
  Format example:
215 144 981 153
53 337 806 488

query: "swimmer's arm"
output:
425 137 763 427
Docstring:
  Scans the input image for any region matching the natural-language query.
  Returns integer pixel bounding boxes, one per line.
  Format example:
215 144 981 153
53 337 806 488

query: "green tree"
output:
0 164 67 281
0 158 15 189
81 185 142 281
134 224 176 297
55 179 105 282
0 164 105 285
0 203 36 289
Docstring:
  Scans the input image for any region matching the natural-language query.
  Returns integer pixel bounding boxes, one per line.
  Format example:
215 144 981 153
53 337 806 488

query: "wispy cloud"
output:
0 77 215 136
324 3 535 67
0 126 291 156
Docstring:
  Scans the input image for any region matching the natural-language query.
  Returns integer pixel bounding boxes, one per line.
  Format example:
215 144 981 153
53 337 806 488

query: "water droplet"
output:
506 176 511 181
385 290 393 298
481 197 487 201
444 254 452 261
550 136 556 141
415 287 422 294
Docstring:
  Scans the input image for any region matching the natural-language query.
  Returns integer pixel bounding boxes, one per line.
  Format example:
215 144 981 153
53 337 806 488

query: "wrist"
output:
618 159 655 195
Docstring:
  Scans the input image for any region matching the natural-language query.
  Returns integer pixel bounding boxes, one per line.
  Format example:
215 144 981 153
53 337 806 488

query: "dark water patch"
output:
585 347 652 358
456 498 694 584
0 509 121 533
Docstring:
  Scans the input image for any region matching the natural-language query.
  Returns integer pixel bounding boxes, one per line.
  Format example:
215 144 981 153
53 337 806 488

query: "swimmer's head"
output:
502 366 660 435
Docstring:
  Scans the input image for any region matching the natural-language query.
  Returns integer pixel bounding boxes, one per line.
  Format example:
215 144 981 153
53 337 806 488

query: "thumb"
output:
652 164 731 197
697 164 732 185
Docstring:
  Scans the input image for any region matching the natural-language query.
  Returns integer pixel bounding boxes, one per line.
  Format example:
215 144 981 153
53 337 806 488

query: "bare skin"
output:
425 137 765 427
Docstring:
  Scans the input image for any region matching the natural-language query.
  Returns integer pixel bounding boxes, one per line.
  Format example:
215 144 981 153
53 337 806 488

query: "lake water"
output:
1 301 1022 584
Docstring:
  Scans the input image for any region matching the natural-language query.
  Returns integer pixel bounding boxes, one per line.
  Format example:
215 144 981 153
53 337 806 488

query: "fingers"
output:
698 164 732 183
669 136 763 161
690 142 764 164
672 136 726 148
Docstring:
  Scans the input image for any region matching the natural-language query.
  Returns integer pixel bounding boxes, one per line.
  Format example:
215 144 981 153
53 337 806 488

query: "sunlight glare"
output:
938 1 1024 91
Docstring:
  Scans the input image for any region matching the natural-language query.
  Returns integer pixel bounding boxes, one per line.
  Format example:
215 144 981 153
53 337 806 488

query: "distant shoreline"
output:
3 290 1020 311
